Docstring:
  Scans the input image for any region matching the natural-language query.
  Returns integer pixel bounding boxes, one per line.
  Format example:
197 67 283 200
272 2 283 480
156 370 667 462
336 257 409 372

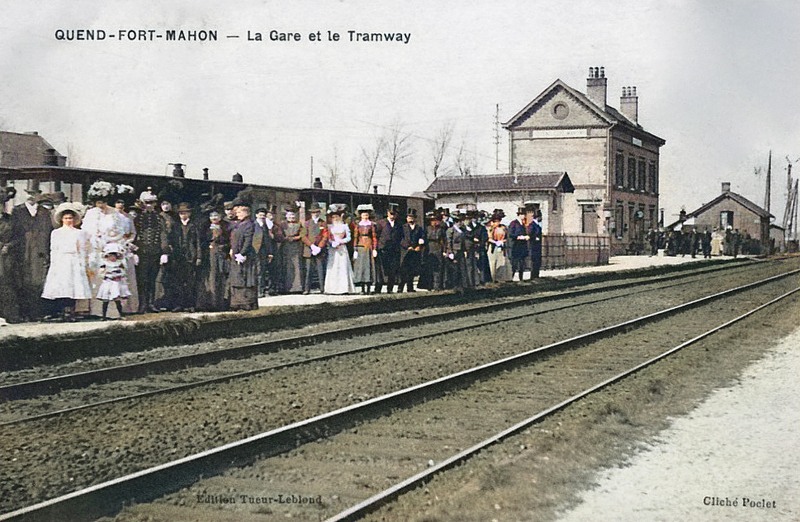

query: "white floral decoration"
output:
116 184 134 195
87 180 115 198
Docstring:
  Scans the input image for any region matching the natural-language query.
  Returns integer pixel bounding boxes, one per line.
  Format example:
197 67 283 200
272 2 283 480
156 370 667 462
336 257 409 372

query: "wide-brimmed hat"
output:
328 203 347 215
176 202 192 213
103 242 123 256
356 204 374 213
52 202 85 227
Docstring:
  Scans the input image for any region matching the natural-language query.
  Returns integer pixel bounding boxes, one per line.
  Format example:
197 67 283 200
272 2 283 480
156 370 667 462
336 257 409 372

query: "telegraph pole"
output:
494 103 500 174
764 150 772 217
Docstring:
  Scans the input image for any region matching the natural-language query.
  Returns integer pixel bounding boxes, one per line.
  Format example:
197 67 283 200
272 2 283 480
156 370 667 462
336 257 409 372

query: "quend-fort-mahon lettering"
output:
54 29 218 41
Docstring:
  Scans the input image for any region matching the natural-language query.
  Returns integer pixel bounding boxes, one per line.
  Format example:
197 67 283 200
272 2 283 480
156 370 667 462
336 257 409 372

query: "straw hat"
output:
52 202 86 227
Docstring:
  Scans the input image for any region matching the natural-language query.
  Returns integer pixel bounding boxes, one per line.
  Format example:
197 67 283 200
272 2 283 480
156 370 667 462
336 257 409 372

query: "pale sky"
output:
1 0 798 223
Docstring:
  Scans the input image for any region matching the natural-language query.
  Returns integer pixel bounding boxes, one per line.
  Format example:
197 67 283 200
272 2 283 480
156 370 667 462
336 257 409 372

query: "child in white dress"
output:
96 243 131 320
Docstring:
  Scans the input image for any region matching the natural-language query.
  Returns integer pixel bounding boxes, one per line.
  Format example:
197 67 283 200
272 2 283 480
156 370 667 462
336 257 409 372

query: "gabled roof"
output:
503 79 666 146
424 172 574 195
667 190 773 229
689 191 772 220
0 131 66 167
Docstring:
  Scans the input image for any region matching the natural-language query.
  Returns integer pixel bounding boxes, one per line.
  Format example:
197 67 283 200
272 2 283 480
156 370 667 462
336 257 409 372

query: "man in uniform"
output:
399 209 426 292
134 189 167 313
301 203 328 294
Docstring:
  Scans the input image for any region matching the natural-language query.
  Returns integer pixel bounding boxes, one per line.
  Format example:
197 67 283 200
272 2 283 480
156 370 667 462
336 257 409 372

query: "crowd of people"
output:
0 180 545 324
645 226 755 258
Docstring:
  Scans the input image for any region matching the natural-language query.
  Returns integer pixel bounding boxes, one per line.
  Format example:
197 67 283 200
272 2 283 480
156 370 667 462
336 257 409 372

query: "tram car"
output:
0 164 432 220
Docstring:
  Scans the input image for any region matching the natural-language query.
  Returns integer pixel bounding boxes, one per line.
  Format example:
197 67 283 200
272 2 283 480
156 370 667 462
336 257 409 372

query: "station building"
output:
503 67 666 254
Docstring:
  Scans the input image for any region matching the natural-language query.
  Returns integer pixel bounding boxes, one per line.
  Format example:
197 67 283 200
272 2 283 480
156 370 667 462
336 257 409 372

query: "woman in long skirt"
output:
228 205 259 311
279 211 304 293
41 204 92 321
324 208 355 294
196 211 230 311
352 205 377 294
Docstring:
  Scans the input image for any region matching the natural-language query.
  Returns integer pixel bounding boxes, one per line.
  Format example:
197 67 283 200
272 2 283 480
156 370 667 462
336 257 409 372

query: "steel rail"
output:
0 264 772 426
0 270 796 522
326 285 800 522
0 259 746 402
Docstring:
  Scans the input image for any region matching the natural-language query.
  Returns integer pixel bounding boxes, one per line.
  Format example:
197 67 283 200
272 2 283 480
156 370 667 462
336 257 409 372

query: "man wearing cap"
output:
167 203 202 312
375 208 403 293
133 189 166 313
301 204 328 294
508 207 529 282
399 209 426 292
9 182 52 320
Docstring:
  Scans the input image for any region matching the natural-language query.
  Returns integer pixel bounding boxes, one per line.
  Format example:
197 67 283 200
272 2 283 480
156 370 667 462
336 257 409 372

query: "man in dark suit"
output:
527 209 543 278
170 202 202 312
374 208 403 293
446 212 472 291
301 204 328 294
508 207 529 282
253 207 278 297
9 185 52 320
399 209 426 292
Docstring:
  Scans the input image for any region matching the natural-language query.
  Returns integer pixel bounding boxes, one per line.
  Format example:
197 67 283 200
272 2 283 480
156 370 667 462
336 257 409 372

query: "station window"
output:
720 211 734 229
627 157 637 190
648 162 657 194
615 152 625 187
638 159 646 192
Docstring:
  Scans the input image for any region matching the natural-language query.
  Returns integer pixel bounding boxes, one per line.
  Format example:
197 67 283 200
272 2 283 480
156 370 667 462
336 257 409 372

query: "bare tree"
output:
321 144 343 190
382 121 415 195
425 122 454 182
351 136 385 193
454 136 477 177
65 141 83 167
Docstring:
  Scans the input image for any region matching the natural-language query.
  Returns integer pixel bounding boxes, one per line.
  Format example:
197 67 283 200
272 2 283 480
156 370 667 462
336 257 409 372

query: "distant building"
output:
668 182 773 252
0 131 68 204
0 130 66 167
503 67 666 254
423 172 574 233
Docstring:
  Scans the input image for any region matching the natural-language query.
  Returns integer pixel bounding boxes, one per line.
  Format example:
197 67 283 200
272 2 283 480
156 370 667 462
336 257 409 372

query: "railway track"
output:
1 265 798 522
0 260 788 426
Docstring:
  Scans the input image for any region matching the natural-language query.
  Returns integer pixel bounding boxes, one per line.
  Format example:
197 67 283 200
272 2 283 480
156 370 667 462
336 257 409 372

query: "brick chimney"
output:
722 182 731 193
586 66 607 108
620 86 638 124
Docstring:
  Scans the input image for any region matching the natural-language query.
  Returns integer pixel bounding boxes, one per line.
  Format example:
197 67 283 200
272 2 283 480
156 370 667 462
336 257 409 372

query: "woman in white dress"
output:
81 181 127 318
41 203 92 321
324 207 355 295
